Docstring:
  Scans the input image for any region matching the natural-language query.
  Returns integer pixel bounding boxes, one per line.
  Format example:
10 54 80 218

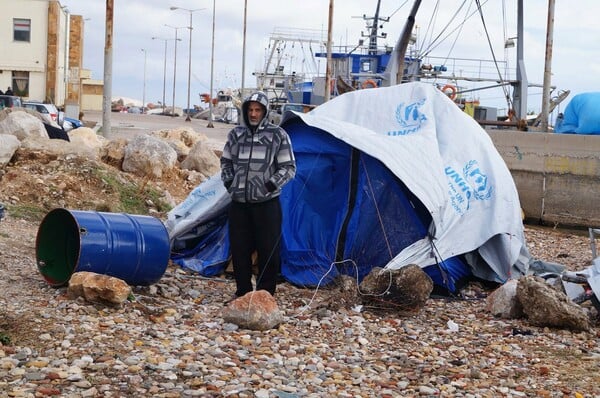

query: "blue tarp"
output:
555 92 600 135
279 118 470 291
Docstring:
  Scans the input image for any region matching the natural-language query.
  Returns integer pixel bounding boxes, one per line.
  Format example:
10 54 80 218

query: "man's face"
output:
247 102 265 126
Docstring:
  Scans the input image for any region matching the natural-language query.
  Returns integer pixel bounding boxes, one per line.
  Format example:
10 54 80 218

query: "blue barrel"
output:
36 208 170 287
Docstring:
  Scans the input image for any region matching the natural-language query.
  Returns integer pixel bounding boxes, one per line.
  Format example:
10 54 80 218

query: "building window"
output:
14 18 31 42
12 72 29 97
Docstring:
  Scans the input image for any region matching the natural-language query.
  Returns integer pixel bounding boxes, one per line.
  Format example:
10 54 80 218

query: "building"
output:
0 0 100 115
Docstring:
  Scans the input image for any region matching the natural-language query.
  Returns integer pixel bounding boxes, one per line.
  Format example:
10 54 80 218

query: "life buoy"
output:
361 79 377 89
441 84 457 100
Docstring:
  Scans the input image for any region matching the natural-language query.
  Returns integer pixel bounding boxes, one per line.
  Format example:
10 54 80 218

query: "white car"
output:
23 101 59 122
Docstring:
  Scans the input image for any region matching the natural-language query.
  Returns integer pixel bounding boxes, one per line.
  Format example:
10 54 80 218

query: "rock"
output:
0 134 20 167
68 127 105 150
68 271 132 305
20 135 100 159
516 275 591 331
221 290 283 330
122 134 178 178
0 111 48 140
486 279 524 319
100 138 128 168
359 264 433 312
179 139 221 176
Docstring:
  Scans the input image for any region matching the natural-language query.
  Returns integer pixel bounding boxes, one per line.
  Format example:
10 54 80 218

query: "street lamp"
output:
141 48 147 113
152 37 168 115
165 24 186 117
170 6 206 121
207 0 216 128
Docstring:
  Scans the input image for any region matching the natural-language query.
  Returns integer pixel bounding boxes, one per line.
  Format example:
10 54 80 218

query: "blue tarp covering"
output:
555 92 600 135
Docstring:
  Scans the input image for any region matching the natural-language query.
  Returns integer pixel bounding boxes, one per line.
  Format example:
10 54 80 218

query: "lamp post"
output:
165 25 186 117
152 37 168 115
207 0 216 128
170 6 205 121
141 48 147 113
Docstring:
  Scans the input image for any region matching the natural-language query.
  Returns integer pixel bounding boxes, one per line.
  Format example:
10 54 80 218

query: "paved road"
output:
82 110 232 148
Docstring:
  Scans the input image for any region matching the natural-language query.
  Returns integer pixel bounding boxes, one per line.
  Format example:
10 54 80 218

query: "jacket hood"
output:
242 91 269 128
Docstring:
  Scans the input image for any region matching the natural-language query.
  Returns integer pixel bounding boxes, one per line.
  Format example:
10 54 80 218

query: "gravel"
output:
0 215 599 397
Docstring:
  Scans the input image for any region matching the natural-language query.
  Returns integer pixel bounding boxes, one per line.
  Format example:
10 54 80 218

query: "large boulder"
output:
122 134 177 178
517 275 591 331
20 135 100 159
179 139 221 177
68 127 105 151
0 134 20 167
0 110 48 141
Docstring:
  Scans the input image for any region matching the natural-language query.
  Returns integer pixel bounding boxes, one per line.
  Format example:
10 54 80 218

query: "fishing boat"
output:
254 1 600 228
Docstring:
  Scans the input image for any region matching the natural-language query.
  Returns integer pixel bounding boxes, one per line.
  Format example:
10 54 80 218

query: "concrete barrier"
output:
487 130 600 228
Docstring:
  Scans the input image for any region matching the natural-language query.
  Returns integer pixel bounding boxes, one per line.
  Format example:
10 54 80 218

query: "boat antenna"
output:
358 0 390 55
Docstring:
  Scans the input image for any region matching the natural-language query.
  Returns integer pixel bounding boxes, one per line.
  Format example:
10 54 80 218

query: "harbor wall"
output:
487 130 600 229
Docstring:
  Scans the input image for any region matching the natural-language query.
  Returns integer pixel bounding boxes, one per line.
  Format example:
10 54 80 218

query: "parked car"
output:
61 116 84 132
23 101 60 122
0 95 22 109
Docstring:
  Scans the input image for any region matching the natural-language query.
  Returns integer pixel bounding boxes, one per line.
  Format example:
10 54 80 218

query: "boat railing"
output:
417 55 513 84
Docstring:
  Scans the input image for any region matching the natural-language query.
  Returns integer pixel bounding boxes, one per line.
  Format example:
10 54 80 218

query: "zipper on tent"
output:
335 148 360 262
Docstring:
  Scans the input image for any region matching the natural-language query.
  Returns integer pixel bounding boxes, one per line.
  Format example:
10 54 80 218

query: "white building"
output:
0 0 97 114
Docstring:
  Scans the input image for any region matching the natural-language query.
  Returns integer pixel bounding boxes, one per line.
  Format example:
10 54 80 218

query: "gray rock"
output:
517 275 591 331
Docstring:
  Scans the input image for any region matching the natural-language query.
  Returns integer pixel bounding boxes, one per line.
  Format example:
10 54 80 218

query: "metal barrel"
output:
36 208 170 287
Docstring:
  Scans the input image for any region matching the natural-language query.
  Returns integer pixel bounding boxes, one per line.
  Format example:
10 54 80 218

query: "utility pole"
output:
540 0 556 132
207 0 216 128
141 48 147 113
241 0 247 99
165 25 185 117
102 0 114 137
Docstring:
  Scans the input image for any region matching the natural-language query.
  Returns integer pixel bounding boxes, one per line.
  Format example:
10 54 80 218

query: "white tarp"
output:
287 82 527 281
165 174 230 245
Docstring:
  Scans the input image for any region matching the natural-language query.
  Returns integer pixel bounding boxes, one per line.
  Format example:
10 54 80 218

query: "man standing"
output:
221 91 296 298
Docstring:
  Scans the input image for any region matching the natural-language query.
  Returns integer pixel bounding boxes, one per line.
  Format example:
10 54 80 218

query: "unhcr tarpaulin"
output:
282 82 527 282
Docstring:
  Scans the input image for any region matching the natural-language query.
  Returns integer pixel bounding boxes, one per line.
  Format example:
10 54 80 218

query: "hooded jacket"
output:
220 91 296 203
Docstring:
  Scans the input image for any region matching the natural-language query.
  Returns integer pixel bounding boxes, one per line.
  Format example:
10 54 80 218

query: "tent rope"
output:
293 259 394 317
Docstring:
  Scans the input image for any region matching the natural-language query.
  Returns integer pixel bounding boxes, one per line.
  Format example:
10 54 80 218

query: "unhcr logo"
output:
445 160 493 215
387 99 427 136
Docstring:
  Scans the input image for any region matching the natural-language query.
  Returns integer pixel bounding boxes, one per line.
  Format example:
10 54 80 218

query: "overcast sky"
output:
65 0 599 114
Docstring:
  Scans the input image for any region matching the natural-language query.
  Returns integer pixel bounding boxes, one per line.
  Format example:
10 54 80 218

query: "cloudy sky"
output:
65 0 599 114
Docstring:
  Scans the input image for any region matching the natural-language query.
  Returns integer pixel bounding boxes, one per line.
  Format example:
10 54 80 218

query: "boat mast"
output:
512 0 528 122
362 0 389 55
395 0 421 85
369 0 382 54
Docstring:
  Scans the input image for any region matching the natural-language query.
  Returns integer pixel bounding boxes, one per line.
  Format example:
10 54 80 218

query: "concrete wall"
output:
488 130 600 228
81 78 103 111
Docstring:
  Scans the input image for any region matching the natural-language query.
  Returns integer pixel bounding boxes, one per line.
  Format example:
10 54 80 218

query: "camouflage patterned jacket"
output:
220 99 296 203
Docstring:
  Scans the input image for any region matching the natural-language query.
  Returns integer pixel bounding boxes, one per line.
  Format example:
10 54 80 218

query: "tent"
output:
167 82 532 293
